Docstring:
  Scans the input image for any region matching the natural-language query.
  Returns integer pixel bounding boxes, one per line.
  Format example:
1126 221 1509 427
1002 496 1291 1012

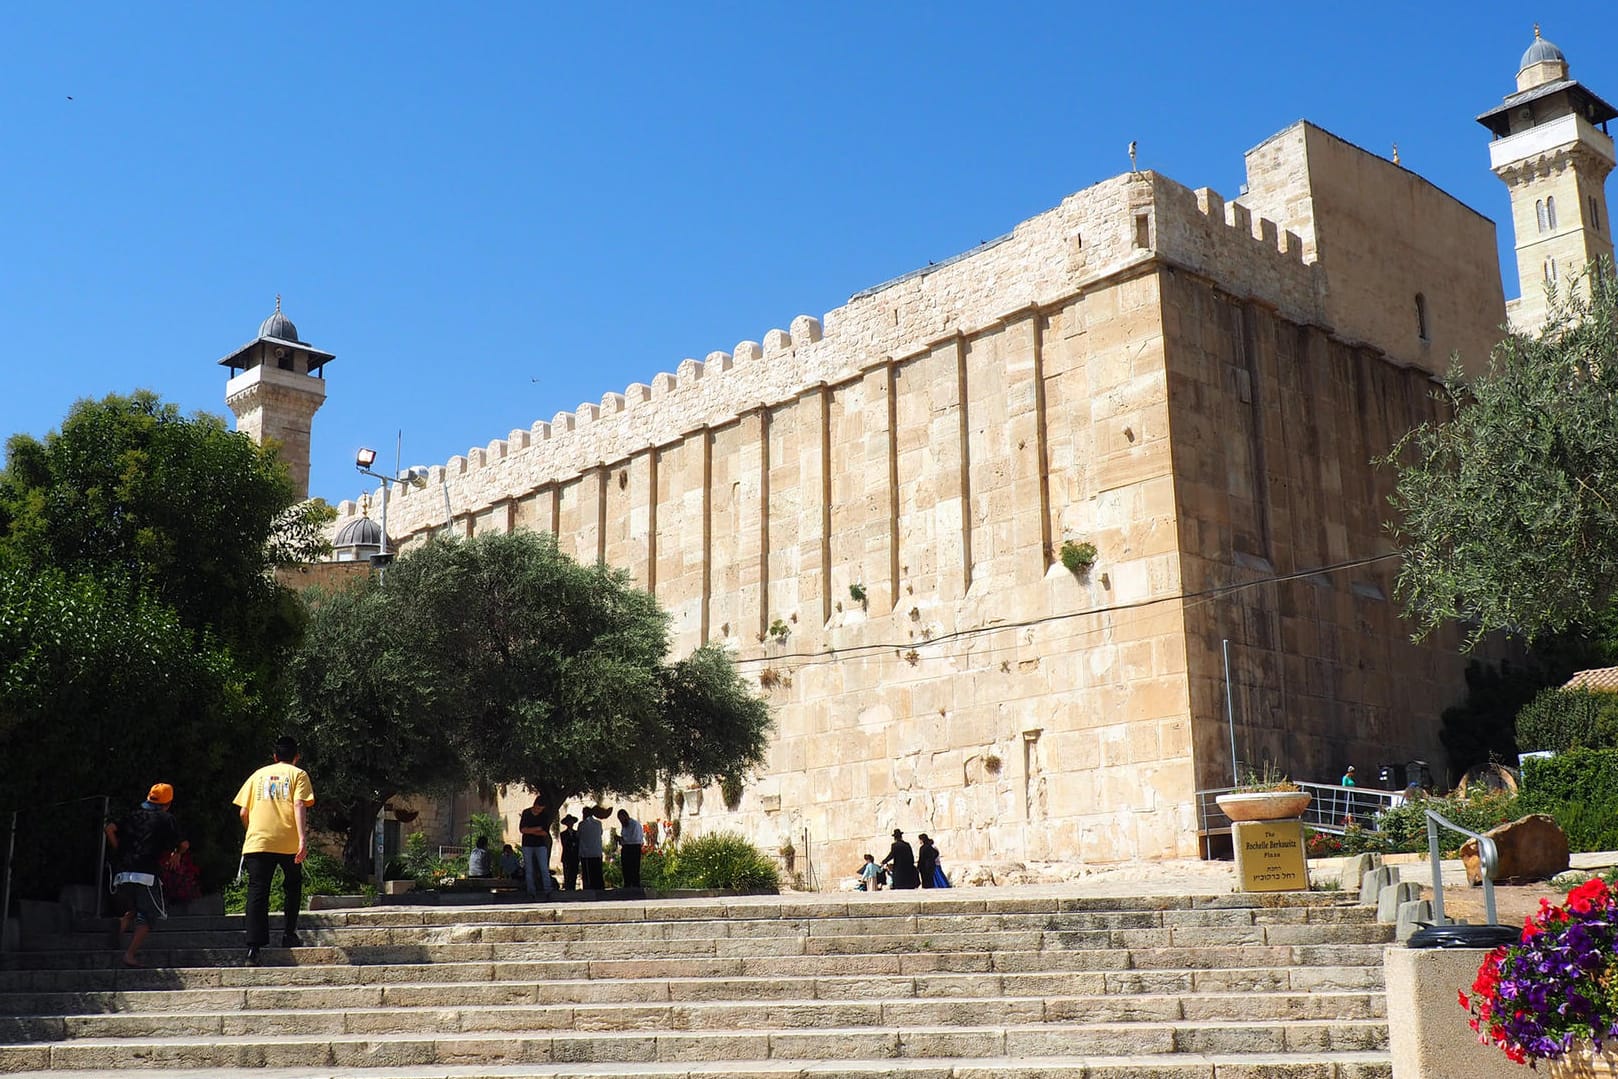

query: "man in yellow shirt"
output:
234 735 315 964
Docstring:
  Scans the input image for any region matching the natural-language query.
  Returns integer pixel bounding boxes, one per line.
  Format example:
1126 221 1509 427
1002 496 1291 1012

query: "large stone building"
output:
236 33 1609 869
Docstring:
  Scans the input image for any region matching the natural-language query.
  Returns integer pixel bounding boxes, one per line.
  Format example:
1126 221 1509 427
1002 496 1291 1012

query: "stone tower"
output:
219 297 335 500
1479 27 1618 332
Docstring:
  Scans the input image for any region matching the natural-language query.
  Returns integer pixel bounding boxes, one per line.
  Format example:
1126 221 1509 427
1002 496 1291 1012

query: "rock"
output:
1459 814 1570 885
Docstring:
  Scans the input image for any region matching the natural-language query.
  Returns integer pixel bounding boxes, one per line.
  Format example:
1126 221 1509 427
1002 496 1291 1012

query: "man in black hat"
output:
558 814 581 891
881 828 919 889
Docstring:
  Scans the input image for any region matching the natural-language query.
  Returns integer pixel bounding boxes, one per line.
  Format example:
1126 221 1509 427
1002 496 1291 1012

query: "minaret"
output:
219 297 335 500
1479 26 1618 332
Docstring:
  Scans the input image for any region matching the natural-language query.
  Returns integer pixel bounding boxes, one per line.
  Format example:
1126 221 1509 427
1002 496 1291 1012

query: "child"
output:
857 853 883 892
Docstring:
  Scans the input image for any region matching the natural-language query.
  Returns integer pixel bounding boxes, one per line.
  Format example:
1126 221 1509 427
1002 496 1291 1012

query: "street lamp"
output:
355 448 429 574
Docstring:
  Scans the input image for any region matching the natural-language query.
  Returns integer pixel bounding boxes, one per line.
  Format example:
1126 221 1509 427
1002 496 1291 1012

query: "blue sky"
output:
3 4 1614 505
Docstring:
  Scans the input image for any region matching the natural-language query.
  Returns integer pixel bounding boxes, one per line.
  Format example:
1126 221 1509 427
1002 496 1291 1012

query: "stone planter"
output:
1216 790 1311 822
1550 1045 1618 1078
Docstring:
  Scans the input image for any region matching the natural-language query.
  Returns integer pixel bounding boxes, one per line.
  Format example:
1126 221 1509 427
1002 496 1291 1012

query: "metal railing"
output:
1195 781 1405 836
1427 808 1499 926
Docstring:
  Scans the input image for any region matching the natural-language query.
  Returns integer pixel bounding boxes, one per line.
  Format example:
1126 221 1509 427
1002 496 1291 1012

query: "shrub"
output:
223 850 364 913
1374 787 1521 854
1059 540 1097 574
1515 687 1618 753
1519 748 1618 852
462 812 505 851
658 832 779 891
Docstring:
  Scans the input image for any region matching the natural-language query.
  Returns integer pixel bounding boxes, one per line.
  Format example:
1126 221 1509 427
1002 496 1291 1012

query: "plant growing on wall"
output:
768 618 791 643
720 772 744 810
849 582 867 606
1059 540 1098 574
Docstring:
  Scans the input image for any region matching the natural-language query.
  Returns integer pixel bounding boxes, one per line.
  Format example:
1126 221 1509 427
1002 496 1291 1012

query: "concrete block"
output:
1395 899 1434 942
1340 852 1382 892
1358 865 1399 906
1385 946 1522 1078
1378 881 1423 923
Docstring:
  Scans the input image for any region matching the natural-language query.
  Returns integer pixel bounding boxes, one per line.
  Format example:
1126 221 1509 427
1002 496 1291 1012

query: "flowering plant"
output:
1461 875 1618 1063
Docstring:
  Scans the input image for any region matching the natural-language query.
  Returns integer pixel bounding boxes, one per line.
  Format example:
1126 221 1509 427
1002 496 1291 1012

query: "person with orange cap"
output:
103 782 188 968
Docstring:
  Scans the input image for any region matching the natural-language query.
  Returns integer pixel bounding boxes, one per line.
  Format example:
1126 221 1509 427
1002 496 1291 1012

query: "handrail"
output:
1195 781 1404 836
1427 809 1499 927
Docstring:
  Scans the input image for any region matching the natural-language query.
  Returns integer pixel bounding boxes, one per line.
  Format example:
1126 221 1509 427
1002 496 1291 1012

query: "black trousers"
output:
242 851 302 947
562 854 580 891
621 843 642 888
582 856 604 890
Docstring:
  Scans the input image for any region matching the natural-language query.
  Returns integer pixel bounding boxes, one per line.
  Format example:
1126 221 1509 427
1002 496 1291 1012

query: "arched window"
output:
1538 199 1548 232
1593 196 1603 233
1545 258 1559 283
1415 293 1429 341
1547 196 1558 229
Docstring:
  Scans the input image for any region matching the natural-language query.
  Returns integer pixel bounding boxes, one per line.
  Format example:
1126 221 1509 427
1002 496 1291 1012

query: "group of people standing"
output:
505 797 645 895
859 829 949 891
106 733 662 970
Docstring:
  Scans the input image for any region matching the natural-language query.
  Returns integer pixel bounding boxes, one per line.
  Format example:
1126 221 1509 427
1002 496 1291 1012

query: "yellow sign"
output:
1233 819 1309 892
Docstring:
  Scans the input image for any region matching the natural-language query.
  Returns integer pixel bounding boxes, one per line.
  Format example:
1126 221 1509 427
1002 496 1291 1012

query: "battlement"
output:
335 158 1361 534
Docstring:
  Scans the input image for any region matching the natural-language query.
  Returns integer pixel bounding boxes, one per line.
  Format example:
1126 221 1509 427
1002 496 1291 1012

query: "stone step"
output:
0 950 1392 995
0 960 1387 1011
18 920 1395 959
0 938 1395 978
38 905 1385 951
0 1053 1396 1078
0 969 1386 1015
54 896 1379 934
0 1018 1390 1070
0 988 1386 1040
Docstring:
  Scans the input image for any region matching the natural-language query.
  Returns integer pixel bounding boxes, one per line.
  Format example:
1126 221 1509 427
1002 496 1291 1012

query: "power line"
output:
733 552 1402 673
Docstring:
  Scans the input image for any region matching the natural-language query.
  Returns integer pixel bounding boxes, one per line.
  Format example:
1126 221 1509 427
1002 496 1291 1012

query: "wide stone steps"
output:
0 890 1396 1077
0 1017 1389 1070
0 1056 1395 1078
0 987 1385 1039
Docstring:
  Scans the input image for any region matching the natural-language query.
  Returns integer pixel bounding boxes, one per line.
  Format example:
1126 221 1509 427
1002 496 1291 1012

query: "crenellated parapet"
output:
334 169 1333 536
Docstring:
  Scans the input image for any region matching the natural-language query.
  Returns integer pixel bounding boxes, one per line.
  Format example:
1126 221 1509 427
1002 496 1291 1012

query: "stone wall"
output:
330 125 1508 869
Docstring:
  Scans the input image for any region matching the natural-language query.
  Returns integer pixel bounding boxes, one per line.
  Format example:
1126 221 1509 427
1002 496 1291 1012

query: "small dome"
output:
258 295 301 342
333 516 384 549
1520 33 1566 72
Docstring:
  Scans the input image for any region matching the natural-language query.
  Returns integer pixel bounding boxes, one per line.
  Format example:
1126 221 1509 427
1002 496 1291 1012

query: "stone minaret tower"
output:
220 297 335 500
1479 27 1617 332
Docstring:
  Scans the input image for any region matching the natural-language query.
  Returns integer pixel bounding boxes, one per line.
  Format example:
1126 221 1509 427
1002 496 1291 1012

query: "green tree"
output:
1515 685 1618 753
0 391 329 669
283 581 468 872
1386 267 1618 646
287 531 772 875
0 392 326 894
0 567 263 898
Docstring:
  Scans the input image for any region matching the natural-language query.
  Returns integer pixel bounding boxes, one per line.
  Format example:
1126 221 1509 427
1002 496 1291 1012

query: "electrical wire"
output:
732 551 1402 672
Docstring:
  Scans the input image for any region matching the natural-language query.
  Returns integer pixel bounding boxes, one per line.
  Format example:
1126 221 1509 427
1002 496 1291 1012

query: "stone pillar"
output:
1385 946 1521 1079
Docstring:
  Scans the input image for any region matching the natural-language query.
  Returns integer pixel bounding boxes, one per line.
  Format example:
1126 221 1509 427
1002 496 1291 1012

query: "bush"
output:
222 850 364 913
1515 687 1618 753
1520 748 1618 852
658 831 780 891
1374 787 1521 854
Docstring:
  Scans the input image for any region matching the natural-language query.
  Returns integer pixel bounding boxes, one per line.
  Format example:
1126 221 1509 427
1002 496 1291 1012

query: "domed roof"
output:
258 295 301 342
1520 29 1566 71
333 515 384 549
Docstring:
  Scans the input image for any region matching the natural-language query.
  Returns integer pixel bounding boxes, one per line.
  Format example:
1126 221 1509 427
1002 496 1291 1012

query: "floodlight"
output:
356 447 378 469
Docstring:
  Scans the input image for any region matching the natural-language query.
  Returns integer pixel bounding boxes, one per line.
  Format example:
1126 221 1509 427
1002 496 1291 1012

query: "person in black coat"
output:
881 829 919 889
916 833 940 889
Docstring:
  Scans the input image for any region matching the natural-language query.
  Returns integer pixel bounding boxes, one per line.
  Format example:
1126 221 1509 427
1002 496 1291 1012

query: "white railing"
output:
1196 781 1405 836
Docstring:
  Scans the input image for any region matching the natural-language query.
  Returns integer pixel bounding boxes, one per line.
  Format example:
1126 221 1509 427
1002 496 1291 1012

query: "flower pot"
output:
1215 791 1311 822
1550 1045 1618 1078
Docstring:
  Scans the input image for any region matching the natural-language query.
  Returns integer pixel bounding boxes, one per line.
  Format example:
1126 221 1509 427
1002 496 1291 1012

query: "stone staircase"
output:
0 889 1394 1078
